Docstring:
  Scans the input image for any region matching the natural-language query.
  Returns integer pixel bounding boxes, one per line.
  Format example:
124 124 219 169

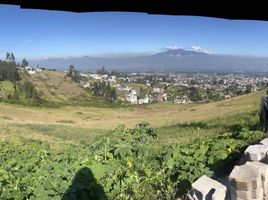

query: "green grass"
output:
156 108 259 146
20 124 109 144
0 122 109 149
0 80 15 98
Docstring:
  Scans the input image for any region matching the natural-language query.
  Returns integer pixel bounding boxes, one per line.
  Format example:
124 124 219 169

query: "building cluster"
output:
171 73 268 92
25 66 43 75
79 71 268 104
125 88 167 104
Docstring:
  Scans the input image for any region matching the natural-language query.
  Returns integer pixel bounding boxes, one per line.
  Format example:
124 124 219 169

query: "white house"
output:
89 73 102 80
126 90 138 104
109 75 117 82
25 66 36 75
174 96 192 104
83 82 91 88
115 84 130 91
80 73 88 78
138 96 149 104
36 67 43 72
153 87 161 93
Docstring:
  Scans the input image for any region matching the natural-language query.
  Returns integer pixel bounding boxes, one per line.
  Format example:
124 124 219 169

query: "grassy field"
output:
0 89 264 148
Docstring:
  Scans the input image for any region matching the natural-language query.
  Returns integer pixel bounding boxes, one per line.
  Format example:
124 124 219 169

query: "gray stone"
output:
244 144 268 162
191 175 226 200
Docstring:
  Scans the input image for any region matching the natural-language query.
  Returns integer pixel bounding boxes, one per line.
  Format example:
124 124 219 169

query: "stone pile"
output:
189 138 268 200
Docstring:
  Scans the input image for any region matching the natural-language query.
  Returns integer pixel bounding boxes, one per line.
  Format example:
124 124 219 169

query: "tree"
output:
206 87 211 99
67 65 80 82
0 59 20 82
139 87 145 99
21 58 29 67
245 84 252 94
225 87 229 95
189 87 202 102
97 66 108 75
10 53 15 63
109 88 117 102
19 80 40 103
5 52 15 63
68 65 75 76
6 52 10 61
90 81 117 102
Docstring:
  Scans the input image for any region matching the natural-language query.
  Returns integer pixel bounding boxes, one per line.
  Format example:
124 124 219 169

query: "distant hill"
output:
29 49 268 72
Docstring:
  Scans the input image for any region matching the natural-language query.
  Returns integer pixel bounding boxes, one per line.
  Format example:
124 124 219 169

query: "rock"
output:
261 138 268 146
191 175 226 200
244 144 268 163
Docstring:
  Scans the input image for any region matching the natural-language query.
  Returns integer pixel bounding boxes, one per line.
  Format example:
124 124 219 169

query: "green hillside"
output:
0 68 109 107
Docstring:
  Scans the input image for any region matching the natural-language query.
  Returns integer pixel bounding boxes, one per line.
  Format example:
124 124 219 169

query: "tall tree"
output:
21 58 29 67
97 66 108 75
10 53 15 63
6 52 10 61
189 87 202 102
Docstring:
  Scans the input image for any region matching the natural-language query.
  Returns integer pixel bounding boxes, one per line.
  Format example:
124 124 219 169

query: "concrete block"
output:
246 161 268 199
245 161 268 184
244 144 268 162
229 164 261 191
229 185 263 199
191 175 226 200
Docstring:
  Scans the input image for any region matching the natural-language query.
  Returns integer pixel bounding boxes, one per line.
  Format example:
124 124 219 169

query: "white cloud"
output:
23 40 33 44
161 46 183 51
191 45 201 51
190 45 215 54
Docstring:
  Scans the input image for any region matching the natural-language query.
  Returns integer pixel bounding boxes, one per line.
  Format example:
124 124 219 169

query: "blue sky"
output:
1 5 268 59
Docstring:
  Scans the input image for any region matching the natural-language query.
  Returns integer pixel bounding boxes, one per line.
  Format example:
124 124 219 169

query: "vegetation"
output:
96 66 109 75
90 81 117 103
21 58 29 68
0 56 266 199
18 80 41 103
0 52 20 83
0 118 263 199
66 65 80 82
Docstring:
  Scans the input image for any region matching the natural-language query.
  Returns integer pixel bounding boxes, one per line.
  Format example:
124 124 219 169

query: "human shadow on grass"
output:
62 167 107 200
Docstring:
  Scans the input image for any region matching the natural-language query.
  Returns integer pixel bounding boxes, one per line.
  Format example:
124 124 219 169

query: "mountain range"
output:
29 49 268 72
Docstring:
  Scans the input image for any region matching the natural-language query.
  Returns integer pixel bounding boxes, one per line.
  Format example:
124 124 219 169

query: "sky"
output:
1 5 268 60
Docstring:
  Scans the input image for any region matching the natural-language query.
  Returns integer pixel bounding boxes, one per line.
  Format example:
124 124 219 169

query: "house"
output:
138 96 149 104
126 90 138 104
108 75 116 82
83 82 91 88
155 93 167 101
174 96 192 104
80 73 88 78
25 66 36 75
36 67 43 72
111 75 116 82
101 74 108 79
115 84 130 91
89 73 102 80
153 87 161 93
